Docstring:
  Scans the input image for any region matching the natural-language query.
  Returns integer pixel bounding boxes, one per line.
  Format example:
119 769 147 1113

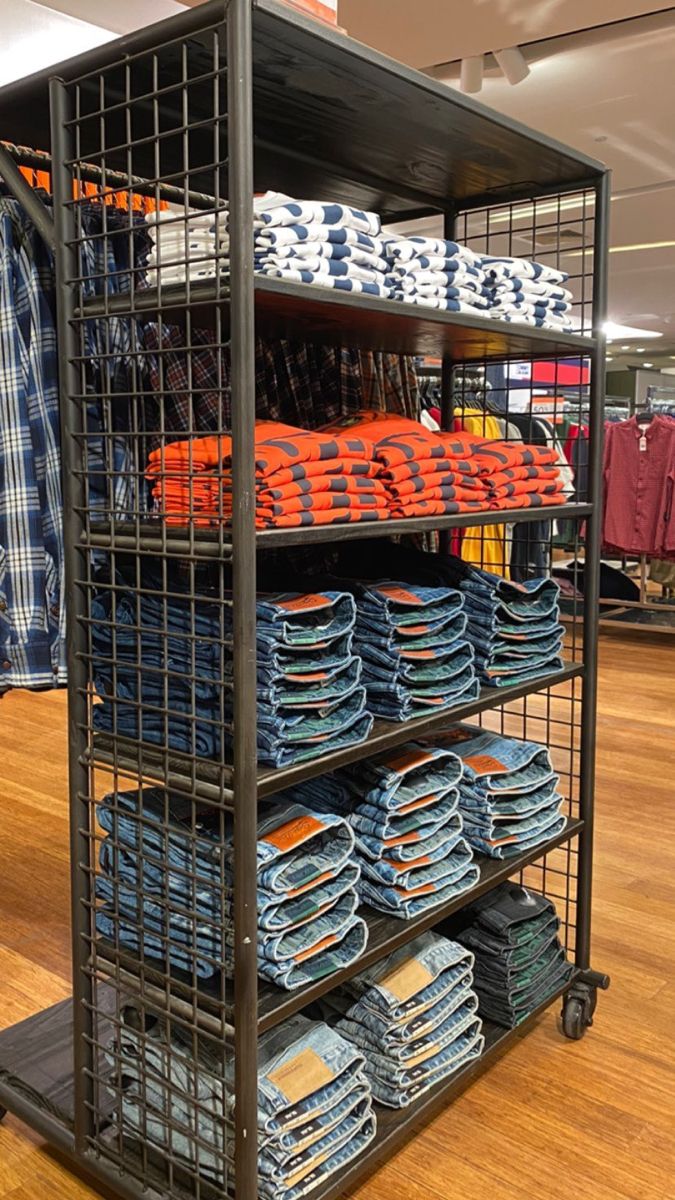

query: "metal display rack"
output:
0 2 610 1198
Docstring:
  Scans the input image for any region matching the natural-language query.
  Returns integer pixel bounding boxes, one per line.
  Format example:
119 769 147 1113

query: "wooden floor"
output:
0 631 674 1200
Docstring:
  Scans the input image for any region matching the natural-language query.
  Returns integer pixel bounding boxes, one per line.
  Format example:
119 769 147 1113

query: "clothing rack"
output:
0 4 610 1199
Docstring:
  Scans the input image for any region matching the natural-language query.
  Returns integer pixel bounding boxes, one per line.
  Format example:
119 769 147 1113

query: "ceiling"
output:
340 1 675 369
5 1 675 370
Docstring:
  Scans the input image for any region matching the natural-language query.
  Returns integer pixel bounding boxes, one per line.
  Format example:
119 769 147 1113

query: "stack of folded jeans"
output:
327 932 484 1106
145 209 229 287
383 236 491 313
91 584 222 757
287 741 480 918
109 1007 376 1195
349 580 479 720
457 883 574 1027
431 725 566 857
459 564 565 687
146 420 388 529
482 256 574 331
250 590 373 766
95 788 368 989
254 200 394 298
91 582 374 766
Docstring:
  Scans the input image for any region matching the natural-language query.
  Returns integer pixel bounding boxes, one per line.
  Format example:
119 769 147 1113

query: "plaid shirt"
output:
141 324 419 447
0 199 66 691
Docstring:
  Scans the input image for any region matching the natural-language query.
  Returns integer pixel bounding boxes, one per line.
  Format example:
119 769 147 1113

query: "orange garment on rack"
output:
146 421 386 529
453 411 510 577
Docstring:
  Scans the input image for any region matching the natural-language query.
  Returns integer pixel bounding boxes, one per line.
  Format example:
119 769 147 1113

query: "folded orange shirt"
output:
388 474 490 500
146 421 376 482
489 478 564 500
492 490 566 511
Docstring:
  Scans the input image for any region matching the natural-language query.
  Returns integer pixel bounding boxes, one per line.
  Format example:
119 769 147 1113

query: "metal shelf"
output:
0 972 578 1200
82 506 593 561
87 663 585 805
76 277 596 361
91 818 582 1037
0 0 604 217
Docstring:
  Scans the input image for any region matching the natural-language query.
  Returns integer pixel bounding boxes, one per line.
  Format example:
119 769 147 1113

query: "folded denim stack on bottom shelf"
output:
328 932 484 1107
146 420 388 528
350 581 479 720
459 565 565 687
95 789 368 990
287 742 479 918
383 236 490 313
457 884 574 1027
431 726 566 858
482 256 574 331
109 1008 376 1197
252 590 373 766
254 201 394 298
145 209 229 287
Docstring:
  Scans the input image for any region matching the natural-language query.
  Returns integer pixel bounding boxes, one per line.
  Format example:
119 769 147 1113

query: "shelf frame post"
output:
227 0 259 1197
49 74 96 1156
576 168 610 972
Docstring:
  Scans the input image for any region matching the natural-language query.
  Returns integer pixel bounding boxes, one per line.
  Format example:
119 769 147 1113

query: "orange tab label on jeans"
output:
463 754 507 775
376 585 424 606
387 748 434 774
277 594 332 613
384 855 430 872
381 956 434 1002
262 814 325 853
268 1048 334 1104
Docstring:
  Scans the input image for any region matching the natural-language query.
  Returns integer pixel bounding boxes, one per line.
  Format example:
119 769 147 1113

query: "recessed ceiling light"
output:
644 362 654 368
621 344 630 350
636 348 645 353
603 322 662 341
606 357 613 362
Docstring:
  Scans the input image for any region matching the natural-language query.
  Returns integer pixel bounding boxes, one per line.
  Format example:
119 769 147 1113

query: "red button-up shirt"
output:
603 414 675 556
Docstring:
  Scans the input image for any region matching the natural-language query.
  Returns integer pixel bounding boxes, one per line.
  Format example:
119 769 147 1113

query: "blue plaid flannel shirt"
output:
0 199 66 691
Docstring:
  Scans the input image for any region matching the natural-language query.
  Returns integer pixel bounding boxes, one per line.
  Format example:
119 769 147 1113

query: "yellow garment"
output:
458 410 510 579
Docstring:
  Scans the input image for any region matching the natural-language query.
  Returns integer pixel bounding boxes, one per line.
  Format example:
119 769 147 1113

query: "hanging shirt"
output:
0 199 66 692
603 415 675 556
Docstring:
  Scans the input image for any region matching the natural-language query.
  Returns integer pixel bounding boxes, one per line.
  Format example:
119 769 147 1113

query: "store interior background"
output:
0 3 673 1200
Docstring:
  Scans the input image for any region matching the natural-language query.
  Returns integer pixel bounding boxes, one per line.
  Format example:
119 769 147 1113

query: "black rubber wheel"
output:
562 996 587 1040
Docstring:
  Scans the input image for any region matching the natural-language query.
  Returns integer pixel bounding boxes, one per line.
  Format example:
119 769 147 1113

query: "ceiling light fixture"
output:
494 46 530 86
621 344 630 350
460 55 483 94
636 348 645 353
603 322 662 342
610 240 675 253
643 362 654 368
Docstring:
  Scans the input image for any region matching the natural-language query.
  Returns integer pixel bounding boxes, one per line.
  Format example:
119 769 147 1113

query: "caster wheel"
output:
562 996 587 1040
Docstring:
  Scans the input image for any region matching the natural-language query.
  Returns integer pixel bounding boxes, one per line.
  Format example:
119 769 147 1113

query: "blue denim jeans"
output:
362 662 479 721
254 591 356 647
342 932 475 1025
96 790 367 989
340 743 464 810
110 1008 377 1193
359 846 480 919
365 1019 484 1106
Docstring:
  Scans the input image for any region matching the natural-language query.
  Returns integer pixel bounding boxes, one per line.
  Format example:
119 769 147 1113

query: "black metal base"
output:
0 974 586 1200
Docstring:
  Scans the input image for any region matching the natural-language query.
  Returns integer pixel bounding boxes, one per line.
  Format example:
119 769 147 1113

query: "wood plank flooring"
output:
0 631 674 1200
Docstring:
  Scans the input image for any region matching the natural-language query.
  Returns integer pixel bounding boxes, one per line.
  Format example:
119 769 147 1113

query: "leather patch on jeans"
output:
381 957 434 1002
268 1048 334 1104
